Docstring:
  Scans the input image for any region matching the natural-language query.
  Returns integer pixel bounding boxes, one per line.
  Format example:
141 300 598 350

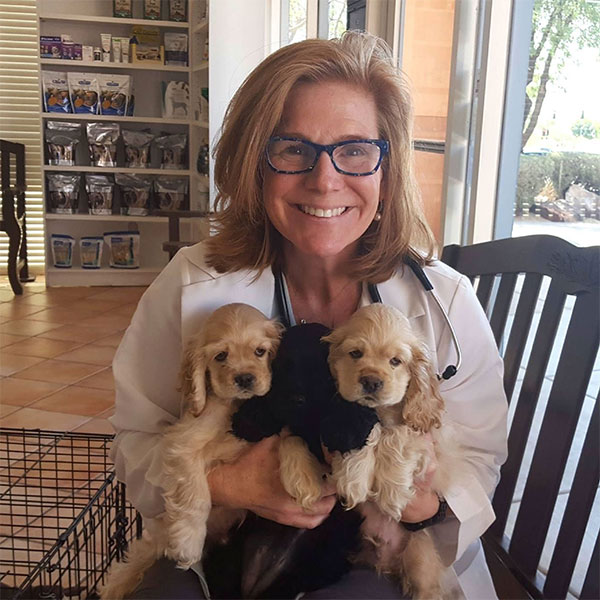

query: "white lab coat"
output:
110 242 508 599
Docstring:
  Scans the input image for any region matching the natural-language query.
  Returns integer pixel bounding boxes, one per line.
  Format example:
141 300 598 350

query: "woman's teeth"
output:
300 205 347 218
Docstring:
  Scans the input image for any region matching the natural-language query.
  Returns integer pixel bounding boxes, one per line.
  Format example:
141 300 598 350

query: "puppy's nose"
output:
360 375 383 394
234 373 256 390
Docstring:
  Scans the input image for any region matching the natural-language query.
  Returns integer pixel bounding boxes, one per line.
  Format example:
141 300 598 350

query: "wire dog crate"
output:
0 428 141 599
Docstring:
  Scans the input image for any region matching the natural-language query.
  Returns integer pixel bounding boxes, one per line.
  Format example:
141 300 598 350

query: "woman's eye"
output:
255 347 266 357
215 351 228 362
340 144 366 157
349 349 363 359
390 357 402 367
282 143 309 156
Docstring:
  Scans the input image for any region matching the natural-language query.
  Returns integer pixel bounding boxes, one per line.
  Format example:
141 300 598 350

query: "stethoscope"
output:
273 256 462 381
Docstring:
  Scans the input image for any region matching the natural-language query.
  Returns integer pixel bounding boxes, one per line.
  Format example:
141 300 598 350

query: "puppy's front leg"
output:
332 423 381 509
279 435 324 509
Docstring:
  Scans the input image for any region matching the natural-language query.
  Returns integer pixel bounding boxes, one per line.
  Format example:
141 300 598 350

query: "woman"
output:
110 32 507 599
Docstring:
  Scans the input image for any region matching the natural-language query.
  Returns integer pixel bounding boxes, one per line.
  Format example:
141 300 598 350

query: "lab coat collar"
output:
375 265 426 321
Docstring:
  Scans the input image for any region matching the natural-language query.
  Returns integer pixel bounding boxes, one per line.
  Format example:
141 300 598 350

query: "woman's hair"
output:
205 31 436 282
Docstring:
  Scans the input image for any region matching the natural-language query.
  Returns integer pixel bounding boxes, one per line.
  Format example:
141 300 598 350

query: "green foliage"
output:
516 151 600 213
571 119 599 139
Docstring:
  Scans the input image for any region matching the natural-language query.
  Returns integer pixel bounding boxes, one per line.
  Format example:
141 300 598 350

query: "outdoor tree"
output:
522 0 600 151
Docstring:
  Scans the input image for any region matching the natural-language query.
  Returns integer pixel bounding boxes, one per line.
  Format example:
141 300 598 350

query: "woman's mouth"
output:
298 205 348 218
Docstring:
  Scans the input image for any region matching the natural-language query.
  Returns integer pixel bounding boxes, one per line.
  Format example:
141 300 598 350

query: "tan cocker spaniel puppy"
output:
101 303 282 599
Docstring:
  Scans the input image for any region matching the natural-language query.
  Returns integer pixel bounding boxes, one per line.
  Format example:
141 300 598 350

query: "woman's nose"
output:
305 151 343 191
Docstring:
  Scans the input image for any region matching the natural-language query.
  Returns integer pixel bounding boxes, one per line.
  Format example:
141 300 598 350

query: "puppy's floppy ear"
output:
179 335 208 418
264 318 285 358
401 343 444 433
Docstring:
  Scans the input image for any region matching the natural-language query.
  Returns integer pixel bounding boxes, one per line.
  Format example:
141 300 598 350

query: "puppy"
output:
286 304 462 599
101 303 282 600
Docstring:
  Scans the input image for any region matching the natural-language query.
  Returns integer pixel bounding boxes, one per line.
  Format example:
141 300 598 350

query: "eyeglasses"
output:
266 136 389 176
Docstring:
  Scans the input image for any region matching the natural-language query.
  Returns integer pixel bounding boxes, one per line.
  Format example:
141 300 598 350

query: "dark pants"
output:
128 558 407 600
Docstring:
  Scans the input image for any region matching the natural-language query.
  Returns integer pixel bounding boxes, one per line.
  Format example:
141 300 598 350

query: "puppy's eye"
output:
255 347 266 357
390 357 402 367
349 349 363 359
214 351 228 362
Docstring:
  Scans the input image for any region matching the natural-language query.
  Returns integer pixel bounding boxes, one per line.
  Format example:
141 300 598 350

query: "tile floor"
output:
0 276 145 435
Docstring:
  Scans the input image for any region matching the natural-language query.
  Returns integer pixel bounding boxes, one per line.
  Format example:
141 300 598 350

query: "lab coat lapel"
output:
180 269 275 345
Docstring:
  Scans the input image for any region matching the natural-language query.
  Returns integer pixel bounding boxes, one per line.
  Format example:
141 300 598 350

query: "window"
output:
0 0 44 271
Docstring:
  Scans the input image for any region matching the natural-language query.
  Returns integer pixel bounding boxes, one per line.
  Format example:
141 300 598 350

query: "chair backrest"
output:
1 139 26 222
442 234 599 599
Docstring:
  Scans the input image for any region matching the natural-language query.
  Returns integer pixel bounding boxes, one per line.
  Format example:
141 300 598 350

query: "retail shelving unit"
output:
37 0 210 286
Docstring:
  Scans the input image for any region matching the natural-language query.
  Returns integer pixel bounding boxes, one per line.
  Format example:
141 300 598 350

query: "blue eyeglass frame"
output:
266 136 389 176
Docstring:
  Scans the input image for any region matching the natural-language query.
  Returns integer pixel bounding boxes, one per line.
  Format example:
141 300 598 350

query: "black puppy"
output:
204 323 379 599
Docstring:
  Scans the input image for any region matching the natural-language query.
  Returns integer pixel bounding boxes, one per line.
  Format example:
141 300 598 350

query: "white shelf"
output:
45 214 168 223
193 120 210 129
192 19 208 34
46 266 164 287
192 61 209 73
43 166 191 176
40 59 189 73
39 14 190 28
41 113 191 125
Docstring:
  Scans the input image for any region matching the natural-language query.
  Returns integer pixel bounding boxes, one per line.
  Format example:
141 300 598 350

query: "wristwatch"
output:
401 497 448 531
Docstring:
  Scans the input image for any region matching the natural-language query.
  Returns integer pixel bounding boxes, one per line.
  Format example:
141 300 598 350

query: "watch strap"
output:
401 497 448 531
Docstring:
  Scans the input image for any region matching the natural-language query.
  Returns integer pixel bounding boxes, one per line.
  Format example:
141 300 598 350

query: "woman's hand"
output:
208 435 336 529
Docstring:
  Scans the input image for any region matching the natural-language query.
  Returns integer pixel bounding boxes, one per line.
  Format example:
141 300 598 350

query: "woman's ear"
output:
401 344 444 433
179 336 208 418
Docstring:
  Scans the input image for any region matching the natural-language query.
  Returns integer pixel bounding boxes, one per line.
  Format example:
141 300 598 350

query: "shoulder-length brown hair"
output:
205 31 436 283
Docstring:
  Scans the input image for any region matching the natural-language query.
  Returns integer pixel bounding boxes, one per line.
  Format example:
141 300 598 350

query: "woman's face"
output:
263 80 384 263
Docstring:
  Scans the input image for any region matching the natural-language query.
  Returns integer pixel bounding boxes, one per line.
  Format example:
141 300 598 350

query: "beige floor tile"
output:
29 386 114 417
0 303 45 319
26 306 99 324
3 336 83 359
14 359 104 385
54 344 116 367
0 407 90 430
0 353 46 377
77 368 115 391
95 406 115 419
37 324 112 343
95 332 124 348
43 287 99 301
14 294 61 308
0 320 63 337
90 287 146 303
73 418 114 435
0 404 19 418
76 314 132 332
111 303 139 318
0 290 17 302
0 378 65 406
0 333 27 348
75 298 123 313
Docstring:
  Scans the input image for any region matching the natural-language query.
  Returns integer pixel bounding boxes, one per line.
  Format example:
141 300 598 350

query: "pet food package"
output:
45 121 81 166
104 230 140 268
144 0 161 19
116 173 153 216
168 0 187 21
86 174 114 215
68 72 99 115
130 25 162 63
123 129 154 168
164 33 188 67
155 132 187 169
98 74 130 117
42 71 71 113
40 36 62 59
155 177 188 211
87 122 120 167
162 81 189 119
80 236 103 269
47 173 81 214
51 234 75 268
113 0 132 18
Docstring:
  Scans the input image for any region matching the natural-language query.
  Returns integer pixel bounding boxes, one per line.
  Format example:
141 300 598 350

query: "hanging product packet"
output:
104 230 140 268
46 173 81 214
86 173 114 215
42 71 72 113
123 129 154 168
115 173 153 216
67 72 100 114
98 74 131 117
45 121 81 166
154 177 188 211
155 132 187 169
164 33 188 66
87 122 120 167
51 234 75 268
80 236 104 269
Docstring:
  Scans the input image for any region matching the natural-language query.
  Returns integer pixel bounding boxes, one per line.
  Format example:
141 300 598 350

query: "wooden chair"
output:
442 235 599 599
1 140 32 295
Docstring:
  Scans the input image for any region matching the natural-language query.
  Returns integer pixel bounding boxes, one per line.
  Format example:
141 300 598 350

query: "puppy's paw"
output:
279 435 324 509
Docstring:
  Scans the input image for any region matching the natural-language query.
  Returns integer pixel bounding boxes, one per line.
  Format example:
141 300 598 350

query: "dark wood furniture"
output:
154 210 208 260
442 235 599 600
1 140 32 295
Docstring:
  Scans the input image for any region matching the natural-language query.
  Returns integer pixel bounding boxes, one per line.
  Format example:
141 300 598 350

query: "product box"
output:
130 25 163 64
144 0 161 19
162 80 189 119
40 36 62 59
164 33 188 67
113 0 132 18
